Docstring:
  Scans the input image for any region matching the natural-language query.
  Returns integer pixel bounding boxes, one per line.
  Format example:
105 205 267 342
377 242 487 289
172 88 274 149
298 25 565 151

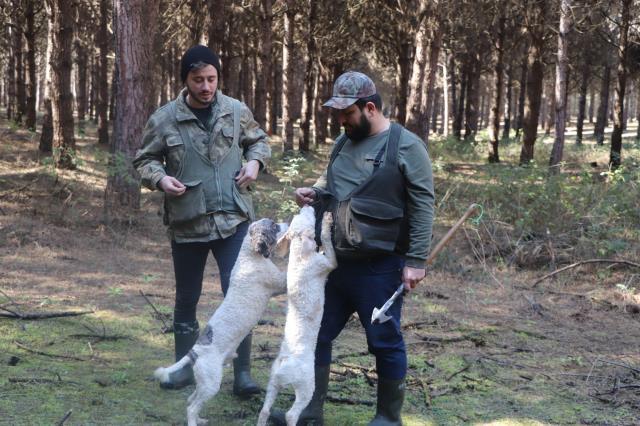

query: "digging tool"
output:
371 203 482 324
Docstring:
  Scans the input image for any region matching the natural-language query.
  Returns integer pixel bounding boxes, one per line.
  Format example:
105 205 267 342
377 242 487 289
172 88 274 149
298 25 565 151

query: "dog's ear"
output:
274 232 291 258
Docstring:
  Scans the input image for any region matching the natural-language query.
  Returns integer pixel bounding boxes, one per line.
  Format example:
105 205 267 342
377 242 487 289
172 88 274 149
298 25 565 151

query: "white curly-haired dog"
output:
257 206 337 426
154 218 287 426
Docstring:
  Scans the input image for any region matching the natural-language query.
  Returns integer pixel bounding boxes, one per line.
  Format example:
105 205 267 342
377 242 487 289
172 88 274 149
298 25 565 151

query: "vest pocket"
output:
336 196 404 254
232 183 255 221
164 180 207 226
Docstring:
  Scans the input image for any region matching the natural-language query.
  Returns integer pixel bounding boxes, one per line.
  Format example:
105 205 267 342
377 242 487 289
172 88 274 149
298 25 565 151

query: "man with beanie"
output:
133 45 271 394
272 71 434 425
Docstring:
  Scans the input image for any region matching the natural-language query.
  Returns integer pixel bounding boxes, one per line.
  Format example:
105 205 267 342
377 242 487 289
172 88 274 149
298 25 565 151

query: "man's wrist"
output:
404 257 425 269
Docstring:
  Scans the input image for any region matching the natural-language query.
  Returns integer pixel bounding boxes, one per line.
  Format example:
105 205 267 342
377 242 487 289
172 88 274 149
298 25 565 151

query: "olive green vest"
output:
163 100 254 233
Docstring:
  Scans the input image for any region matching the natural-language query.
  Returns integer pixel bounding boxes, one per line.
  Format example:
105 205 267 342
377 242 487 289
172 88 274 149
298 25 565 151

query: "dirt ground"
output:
1 119 639 425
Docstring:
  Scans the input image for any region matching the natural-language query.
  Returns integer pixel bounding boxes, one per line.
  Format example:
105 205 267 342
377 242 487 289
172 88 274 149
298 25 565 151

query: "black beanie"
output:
180 45 222 83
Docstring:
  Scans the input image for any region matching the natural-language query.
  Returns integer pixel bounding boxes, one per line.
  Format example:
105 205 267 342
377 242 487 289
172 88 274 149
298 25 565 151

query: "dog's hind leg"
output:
186 361 223 426
285 382 314 426
257 376 281 426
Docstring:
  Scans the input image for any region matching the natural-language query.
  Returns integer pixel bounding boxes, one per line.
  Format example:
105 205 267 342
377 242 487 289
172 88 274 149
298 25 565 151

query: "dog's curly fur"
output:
153 218 286 426
257 207 337 426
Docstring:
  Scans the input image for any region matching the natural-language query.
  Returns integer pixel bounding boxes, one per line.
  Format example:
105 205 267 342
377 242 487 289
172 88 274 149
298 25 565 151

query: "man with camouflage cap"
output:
276 71 435 425
133 45 270 394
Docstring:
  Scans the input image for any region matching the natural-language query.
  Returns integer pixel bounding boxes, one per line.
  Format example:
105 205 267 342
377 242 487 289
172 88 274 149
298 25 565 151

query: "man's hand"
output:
294 187 316 206
235 160 260 189
402 266 425 291
158 176 186 196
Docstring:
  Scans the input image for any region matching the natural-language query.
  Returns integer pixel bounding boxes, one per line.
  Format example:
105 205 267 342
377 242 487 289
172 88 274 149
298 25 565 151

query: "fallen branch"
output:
70 322 130 342
139 290 171 332
598 359 640 374
0 310 93 320
15 342 87 362
8 377 80 386
532 259 640 288
0 178 39 198
446 363 471 381
56 410 73 426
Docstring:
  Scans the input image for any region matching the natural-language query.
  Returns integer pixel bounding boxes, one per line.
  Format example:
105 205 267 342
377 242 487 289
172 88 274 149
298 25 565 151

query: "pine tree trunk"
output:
39 2 54 154
430 88 440 135
442 54 449 136
24 0 37 130
315 69 331 145
254 0 272 129
502 64 513 140
281 2 295 151
300 0 318 152
395 42 413 126
421 25 443 143
489 9 506 163
594 64 611 145
520 0 546 164
515 55 527 139
105 0 159 213
405 18 430 135
453 66 467 139
6 22 16 120
96 0 110 145
636 82 640 141
13 0 26 124
588 85 595 123
549 0 571 172
189 0 207 44
575 63 589 145
48 0 77 169
609 0 631 169
464 57 480 141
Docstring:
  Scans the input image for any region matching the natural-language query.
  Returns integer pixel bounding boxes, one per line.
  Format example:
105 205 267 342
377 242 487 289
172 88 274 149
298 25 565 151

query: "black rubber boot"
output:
159 320 199 390
268 365 330 426
368 377 405 426
232 333 260 397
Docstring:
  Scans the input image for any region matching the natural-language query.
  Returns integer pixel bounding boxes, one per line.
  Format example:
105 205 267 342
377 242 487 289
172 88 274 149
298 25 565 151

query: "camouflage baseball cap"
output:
323 71 377 110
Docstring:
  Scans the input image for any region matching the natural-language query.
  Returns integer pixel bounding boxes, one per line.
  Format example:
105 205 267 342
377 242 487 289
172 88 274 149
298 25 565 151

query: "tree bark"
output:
514 54 527 139
39 2 54 154
314 68 331 145
575 62 589 145
394 42 413 125
300 0 318 152
489 8 506 163
453 66 467 139
13 0 26 124
48 0 77 169
6 21 16 120
105 0 159 212
405 17 430 135
96 0 110 145
464 57 480 141
519 0 546 165
442 53 449 136
594 64 611 145
421 24 442 143
549 0 572 172
253 0 272 130
281 1 295 151
24 0 37 130
502 64 513 140
609 0 632 169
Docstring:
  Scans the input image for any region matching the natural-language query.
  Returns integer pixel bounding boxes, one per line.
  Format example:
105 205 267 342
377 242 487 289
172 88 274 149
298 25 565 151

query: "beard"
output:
187 86 214 107
344 113 372 142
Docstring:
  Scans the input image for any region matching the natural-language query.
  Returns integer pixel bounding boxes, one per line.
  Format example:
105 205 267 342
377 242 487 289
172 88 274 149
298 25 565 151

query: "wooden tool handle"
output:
425 203 480 265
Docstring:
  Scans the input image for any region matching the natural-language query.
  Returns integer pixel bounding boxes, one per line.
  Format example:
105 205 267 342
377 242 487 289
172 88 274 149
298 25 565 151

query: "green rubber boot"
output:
159 320 199 390
268 365 330 425
368 377 405 426
232 333 261 397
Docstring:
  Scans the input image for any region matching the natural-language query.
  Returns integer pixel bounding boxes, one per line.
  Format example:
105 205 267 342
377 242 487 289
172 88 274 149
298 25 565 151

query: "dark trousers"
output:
315 255 407 380
170 221 249 323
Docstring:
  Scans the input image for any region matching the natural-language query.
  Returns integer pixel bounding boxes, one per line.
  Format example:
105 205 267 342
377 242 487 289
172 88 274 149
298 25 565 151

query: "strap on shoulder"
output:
386 123 402 168
232 100 241 146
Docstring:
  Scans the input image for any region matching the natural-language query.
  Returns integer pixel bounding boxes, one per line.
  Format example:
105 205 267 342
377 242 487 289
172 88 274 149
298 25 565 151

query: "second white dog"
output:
257 206 337 426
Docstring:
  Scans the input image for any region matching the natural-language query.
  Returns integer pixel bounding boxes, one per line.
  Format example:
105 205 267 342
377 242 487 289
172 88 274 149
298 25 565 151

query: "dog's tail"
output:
153 354 193 384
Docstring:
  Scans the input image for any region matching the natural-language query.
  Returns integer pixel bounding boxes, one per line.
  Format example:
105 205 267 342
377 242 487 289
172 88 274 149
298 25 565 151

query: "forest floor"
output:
1 116 640 426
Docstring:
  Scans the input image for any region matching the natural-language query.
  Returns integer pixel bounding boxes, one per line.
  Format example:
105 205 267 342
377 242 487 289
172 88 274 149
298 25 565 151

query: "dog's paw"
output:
196 417 208 425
